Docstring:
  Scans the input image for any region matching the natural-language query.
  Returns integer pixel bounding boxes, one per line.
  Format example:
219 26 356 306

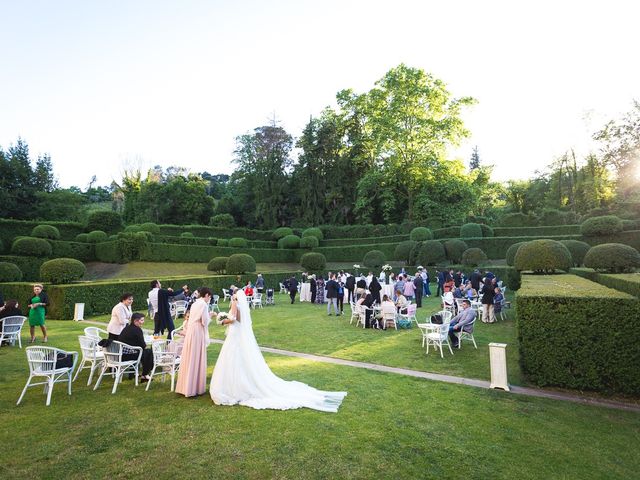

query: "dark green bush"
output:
138 243 294 263
499 212 537 227
278 234 300 249
226 254 256 274
75 233 89 243
87 230 108 243
580 215 623 236
322 234 409 247
539 208 567 226
394 240 417 264
273 227 294 240
302 228 324 240
207 256 229 273
493 225 581 237
622 219 638 231
124 225 142 233
40 258 86 284
300 252 327 272
299 236 319 248
0 255 44 281
209 213 236 228
571 268 640 297
363 250 386 270
31 225 60 240
583 243 640 273
461 248 488 267
11 237 52 257
514 239 572 273
505 241 527 266
86 211 123 234
0 262 22 282
444 239 468 263
180 232 195 238
140 222 161 235
410 227 433 241
417 240 446 266
50 240 96 262
217 238 229 247
228 237 248 248
479 224 494 238
460 223 483 238
560 240 591 267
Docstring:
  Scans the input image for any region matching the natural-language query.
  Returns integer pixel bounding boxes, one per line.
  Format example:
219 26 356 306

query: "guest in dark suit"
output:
325 275 340 315
436 270 445 297
288 276 299 304
119 313 154 379
413 273 424 308
369 276 382 304
345 275 356 303
470 269 482 292
310 275 317 304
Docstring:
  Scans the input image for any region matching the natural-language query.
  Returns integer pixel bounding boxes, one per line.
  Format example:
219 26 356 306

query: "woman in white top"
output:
107 293 133 340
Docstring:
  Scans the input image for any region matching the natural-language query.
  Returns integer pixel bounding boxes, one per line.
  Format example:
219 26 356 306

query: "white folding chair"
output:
17 346 78 406
146 340 181 392
93 341 142 394
74 335 105 385
349 302 359 325
279 283 286 294
222 288 231 301
0 315 27 348
174 300 188 318
455 318 478 349
211 295 220 312
441 295 455 316
84 326 108 341
425 322 454 358
251 293 263 309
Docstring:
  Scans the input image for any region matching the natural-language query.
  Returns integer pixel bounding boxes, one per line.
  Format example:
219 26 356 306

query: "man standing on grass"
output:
325 274 340 316
345 274 356 303
148 280 185 339
288 275 299 304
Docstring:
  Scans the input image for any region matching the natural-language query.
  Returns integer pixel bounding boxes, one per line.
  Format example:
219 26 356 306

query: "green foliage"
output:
140 222 161 234
300 252 327 272
514 239 572 273
11 237 52 257
86 230 108 243
493 225 580 237
299 236 319 248
277 234 300 249
207 256 228 274
393 240 417 264
460 223 483 238
444 239 468 263
539 209 566 226
124 225 142 233
517 274 640 394
301 227 324 240
622 219 638 231
571 269 640 298
273 227 294 240
560 240 591 267
40 258 86 284
433 226 461 239
417 240 446 266
138 243 295 263
409 227 433 241
499 212 536 227
75 233 89 243
0 255 44 281
322 234 409 247
31 225 60 240
180 232 195 238
86 210 123 234
583 243 640 273
479 224 494 238
362 250 386 270
580 215 623 236
0 262 22 282
461 248 488 267
318 224 406 239
209 213 236 228
217 238 229 247
49 240 96 262
94 232 149 264
228 237 248 248
505 241 527 266
225 254 256 274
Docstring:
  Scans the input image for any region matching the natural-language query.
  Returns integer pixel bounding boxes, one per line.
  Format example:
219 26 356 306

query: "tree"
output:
469 146 481 170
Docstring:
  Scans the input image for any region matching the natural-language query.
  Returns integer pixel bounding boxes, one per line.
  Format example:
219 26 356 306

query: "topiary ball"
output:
410 227 433 241
226 254 256 274
417 240 446 266
209 213 236 228
75 233 90 243
560 240 591 267
124 225 142 233
87 230 108 243
31 225 61 240
140 222 161 234
272 227 294 241
228 237 248 248
11 237 52 257
444 239 469 263
207 256 229 273
584 243 640 273
505 241 528 266
40 258 86 284
363 250 386 270
86 210 123 234
461 248 488 267
299 236 319 248
301 252 327 272
479 224 494 238
0 262 23 282
302 227 324 240
580 215 623 236
278 234 301 249
499 212 536 227
394 240 417 264
217 238 229 247
460 223 483 238
514 239 572 274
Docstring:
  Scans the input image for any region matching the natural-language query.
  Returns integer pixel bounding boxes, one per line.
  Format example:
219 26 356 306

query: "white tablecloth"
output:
381 284 395 299
300 283 312 302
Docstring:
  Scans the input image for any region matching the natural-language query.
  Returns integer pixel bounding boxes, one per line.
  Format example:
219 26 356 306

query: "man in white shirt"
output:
366 272 373 288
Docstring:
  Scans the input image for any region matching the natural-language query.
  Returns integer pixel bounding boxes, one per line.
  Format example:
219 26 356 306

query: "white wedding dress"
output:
210 290 347 412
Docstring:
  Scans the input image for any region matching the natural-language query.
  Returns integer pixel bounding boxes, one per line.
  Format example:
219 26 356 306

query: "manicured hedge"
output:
499 212 537 227
302 228 324 240
517 274 640 394
273 227 294 240
363 250 386 270
11 237 52 257
278 234 301 249
311 243 398 262
300 252 326 272
321 234 410 247
505 241 527 266
514 239 572 273
394 240 417 264
461 248 488 267
580 215 623 236
138 243 296 263
0 262 22 282
493 225 581 237
299 236 319 248
460 223 483 238
479 224 494 238
228 237 248 248
410 227 433 241
560 240 591 267
460 234 583 259
207 257 229 273
433 226 461 239
87 230 108 243
443 239 468 263
226 254 256 274
209 213 236 228
0 255 44 281
318 223 408 239
86 211 123 234
417 240 446 266
583 243 640 273
31 225 61 240
40 258 86 284
49 240 96 262
570 268 640 298
0 218 84 248
157 224 272 241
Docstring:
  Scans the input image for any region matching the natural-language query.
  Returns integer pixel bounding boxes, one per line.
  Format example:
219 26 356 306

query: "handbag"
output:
430 314 443 325
56 352 73 368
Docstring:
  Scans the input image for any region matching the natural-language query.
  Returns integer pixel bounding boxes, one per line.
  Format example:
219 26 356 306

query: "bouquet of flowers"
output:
382 264 393 272
216 312 229 325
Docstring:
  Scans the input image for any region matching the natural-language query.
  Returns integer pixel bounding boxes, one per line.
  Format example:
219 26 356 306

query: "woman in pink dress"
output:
175 287 215 397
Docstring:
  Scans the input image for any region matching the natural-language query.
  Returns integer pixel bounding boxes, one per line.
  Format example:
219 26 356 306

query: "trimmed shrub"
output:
560 240 591 267
300 252 327 272
0 255 44 281
124 225 142 233
394 240 417 264
514 239 572 273
0 239 3 253
40 258 86 284
0 262 22 282
87 230 108 243
499 212 537 227
140 222 161 235
461 248 488 267
299 236 319 248
417 240 446 266
539 208 567 226
583 243 640 273
433 226 461 239
228 237 248 248
278 234 300 249
209 213 236 228
217 238 229 247
505 241 527 266
362 250 386 270
302 228 324 241
493 225 581 237
571 269 640 298
444 239 468 263
460 223 483 238
207 256 229 273
580 215 623 236
622 219 638 231
272 227 294 240
410 227 433 241
180 232 195 238
49 240 96 262
86 211 123 234
31 225 60 240
11 237 52 257
75 233 89 243
225 254 256 274
479 224 494 238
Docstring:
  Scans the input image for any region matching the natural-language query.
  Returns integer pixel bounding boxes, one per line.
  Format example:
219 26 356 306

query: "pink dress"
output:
175 298 209 397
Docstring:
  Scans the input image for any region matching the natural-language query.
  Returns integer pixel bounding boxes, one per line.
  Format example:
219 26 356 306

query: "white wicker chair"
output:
73 335 105 385
17 346 78 406
425 322 454 358
210 295 220 312
357 304 373 328
222 288 231 302
0 315 27 348
93 341 142 394
173 300 188 318
380 303 397 330
251 293 263 309
397 304 418 325
455 317 478 349
349 302 359 325
84 326 108 341
146 340 181 391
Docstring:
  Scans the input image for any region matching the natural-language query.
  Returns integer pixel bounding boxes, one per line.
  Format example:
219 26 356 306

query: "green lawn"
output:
1 320 639 479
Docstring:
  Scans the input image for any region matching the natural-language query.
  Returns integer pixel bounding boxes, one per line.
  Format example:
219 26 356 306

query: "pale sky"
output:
1 0 638 188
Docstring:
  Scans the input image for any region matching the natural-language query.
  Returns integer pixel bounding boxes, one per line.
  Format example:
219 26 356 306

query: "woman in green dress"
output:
28 284 49 343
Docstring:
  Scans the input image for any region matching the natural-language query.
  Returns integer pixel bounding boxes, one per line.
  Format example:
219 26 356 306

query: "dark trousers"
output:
123 349 154 376
436 283 443 296
415 290 423 308
348 288 355 303
289 291 297 304
154 312 175 339
337 294 344 312
108 333 120 341
364 309 374 328
311 290 316 304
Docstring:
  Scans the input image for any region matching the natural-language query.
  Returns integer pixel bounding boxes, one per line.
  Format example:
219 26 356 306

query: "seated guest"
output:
453 286 463 298
443 277 455 293
379 294 396 330
107 293 133 340
356 276 367 297
493 287 505 316
0 299 23 333
394 275 405 299
463 281 477 300
395 290 408 314
118 313 154 381
448 299 477 348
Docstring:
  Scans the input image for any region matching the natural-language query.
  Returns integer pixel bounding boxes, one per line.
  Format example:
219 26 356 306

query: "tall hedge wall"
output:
311 243 398 263
493 225 581 237
157 224 273 240
0 255 45 281
321 234 410 247
49 240 96 262
516 274 640 394
0 219 85 252
570 268 640 298
138 243 296 263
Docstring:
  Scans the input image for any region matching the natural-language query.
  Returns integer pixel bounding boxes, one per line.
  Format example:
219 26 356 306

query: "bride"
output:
210 289 347 412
